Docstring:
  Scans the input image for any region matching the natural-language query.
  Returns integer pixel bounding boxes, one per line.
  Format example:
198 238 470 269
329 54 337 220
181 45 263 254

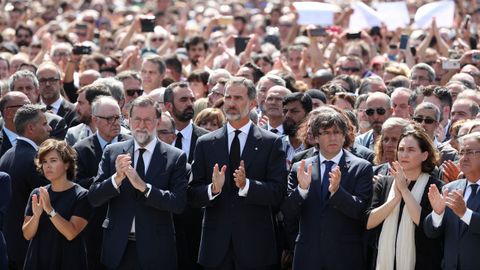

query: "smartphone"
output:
442 59 460 70
218 16 234 26
234 37 250 55
399 34 409 50
310 27 326 37
346 32 361 40
410 46 416 57
472 52 480 62
140 16 156 32
72 45 92 55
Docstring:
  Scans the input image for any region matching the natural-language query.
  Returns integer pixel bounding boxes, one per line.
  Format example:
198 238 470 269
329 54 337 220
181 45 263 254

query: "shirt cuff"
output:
208 183 220 200
432 210 444 228
298 186 309 199
238 179 250 197
461 209 473 226
111 174 120 191
145 183 152 198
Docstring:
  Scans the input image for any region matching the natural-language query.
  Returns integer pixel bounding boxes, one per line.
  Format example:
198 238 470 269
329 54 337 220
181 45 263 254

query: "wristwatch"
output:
142 184 151 197
47 209 57 218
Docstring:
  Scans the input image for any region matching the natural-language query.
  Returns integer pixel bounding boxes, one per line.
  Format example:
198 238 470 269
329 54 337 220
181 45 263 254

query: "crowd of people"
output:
0 0 480 269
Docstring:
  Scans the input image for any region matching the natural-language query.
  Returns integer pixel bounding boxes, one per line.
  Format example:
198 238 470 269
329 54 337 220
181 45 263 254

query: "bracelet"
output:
47 209 57 218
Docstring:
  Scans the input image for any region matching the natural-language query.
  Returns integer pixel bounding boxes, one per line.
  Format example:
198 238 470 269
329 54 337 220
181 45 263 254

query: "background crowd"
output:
0 0 480 269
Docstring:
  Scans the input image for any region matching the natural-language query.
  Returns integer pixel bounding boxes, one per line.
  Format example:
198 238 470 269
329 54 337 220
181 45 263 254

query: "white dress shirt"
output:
173 122 193 160
3 127 18 146
432 179 480 227
297 150 343 199
41 96 63 115
267 123 283 135
96 132 118 151
208 121 253 200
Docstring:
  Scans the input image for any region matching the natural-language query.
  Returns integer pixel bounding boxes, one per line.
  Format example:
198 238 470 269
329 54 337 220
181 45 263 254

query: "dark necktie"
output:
321 161 335 202
174 132 183 150
46 104 53 111
467 184 479 209
270 128 278 134
229 130 241 174
136 148 146 180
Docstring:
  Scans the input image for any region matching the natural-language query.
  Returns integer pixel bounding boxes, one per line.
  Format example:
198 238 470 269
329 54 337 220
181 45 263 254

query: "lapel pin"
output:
255 147 258 150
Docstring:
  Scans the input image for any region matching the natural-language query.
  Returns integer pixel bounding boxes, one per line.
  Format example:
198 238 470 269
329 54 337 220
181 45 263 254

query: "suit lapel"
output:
213 126 230 168
145 141 166 181
241 125 262 171
92 135 102 159
189 126 198 163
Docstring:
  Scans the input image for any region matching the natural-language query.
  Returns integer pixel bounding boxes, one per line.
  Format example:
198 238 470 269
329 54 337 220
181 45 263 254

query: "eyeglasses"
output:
131 117 155 126
413 116 436 124
365 108 386 116
157 129 175 135
95 115 121 124
458 149 480 158
38 77 60 84
126 89 144 97
150 37 165 42
340 67 361 73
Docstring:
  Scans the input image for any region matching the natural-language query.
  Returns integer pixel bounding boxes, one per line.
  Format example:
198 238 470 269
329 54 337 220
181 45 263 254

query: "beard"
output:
283 118 299 136
173 106 194 122
224 104 250 122
133 129 155 146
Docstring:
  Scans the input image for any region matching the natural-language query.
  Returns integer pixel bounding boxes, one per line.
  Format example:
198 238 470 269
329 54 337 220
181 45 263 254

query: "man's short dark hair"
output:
80 84 112 104
283 92 313 113
242 62 264 84
163 54 182 74
185 36 208 51
164 82 189 104
14 104 45 135
143 55 166 75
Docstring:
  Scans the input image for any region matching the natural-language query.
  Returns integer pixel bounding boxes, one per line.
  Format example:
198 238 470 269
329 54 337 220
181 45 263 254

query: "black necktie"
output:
270 128 278 134
467 184 479 209
321 161 335 202
46 104 53 111
229 130 241 174
136 148 146 180
175 132 183 150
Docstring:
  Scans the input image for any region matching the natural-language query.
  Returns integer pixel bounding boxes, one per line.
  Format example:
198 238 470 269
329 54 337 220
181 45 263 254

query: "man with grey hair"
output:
0 104 51 269
190 76 286 269
256 74 286 115
410 63 435 90
92 77 125 109
157 113 176 145
262 85 292 134
357 76 387 95
207 68 231 89
356 92 393 150
391 87 412 119
73 96 131 270
449 73 476 90
148 87 166 112
8 69 68 140
451 98 479 125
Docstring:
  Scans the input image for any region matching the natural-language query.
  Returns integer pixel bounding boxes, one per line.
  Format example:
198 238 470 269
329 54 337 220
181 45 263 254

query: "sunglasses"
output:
340 67 360 73
126 89 144 97
413 117 436 124
151 37 165 42
365 108 386 116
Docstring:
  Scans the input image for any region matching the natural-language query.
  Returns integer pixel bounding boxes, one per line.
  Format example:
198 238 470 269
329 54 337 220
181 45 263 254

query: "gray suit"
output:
65 123 130 146
424 179 480 270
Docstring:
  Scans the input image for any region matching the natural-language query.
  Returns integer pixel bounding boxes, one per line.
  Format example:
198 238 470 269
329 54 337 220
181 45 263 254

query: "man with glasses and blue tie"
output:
356 92 393 150
282 107 373 270
425 132 480 270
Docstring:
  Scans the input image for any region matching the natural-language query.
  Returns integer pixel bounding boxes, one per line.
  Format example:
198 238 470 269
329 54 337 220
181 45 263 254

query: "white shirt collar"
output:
3 127 17 145
134 136 157 153
96 131 118 149
17 136 38 151
227 120 252 136
319 149 343 165
267 123 283 134
41 96 63 114
176 121 193 140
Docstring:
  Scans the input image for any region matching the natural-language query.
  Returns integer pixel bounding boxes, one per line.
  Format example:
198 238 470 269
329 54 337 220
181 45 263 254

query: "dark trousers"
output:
111 240 142 270
205 241 273 270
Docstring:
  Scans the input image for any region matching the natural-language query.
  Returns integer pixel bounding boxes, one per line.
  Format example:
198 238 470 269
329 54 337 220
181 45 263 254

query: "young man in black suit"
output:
0 104 51 270
282 107 373 270
190 77 287 270
88 96 187 270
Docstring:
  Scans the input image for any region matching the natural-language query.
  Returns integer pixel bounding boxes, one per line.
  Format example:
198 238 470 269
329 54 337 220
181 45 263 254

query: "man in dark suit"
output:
164 82 208 270
0 92 29 157
425 132 480 270
0 104 51 270
74 96 131 270
8 69 68 140
0 172 11 270
281 107 373 270
190 77 287 270
36 62 77 127
88 96 187 270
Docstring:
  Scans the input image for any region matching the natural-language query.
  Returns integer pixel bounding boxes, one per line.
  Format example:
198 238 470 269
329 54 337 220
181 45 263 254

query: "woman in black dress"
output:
22 139 91 270
366 125 443 270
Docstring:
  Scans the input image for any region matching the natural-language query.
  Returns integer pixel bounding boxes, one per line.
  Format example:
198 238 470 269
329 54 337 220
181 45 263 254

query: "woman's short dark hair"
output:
397 124 439 172
36 139 77 181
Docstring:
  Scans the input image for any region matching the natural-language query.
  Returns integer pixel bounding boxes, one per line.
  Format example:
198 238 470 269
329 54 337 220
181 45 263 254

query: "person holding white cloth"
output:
366 124 443 270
